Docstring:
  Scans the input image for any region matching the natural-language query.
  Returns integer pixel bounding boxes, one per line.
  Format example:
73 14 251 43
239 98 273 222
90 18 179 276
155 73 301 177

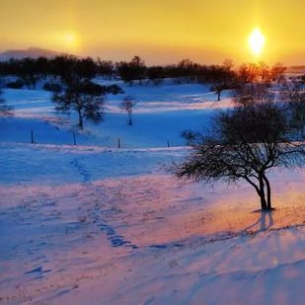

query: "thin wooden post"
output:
118 138 121 148
73 132 76 145
167 140 170 147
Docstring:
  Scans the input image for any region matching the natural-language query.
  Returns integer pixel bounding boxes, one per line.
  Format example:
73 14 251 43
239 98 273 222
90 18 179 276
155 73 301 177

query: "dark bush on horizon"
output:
6 79 24 89
43 82 62 92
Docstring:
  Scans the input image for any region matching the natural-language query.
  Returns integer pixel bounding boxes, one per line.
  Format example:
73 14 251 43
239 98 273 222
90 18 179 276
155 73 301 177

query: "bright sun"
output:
63 33 77 46
53 31 80 52
248 28 265 57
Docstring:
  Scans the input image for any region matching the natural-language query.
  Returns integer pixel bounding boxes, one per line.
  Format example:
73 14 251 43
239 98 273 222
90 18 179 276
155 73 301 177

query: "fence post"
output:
73 132 77 145
167 140 170 147
118 138 121 149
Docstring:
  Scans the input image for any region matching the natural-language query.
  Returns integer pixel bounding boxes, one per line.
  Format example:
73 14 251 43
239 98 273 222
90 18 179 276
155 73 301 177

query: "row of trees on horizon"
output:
1 54 305 133
1 54 303 90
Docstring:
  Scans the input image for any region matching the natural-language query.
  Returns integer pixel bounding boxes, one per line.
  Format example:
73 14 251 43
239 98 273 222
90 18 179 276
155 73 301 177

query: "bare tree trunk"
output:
244 176 268 210
263 175 272 210
258 175 268 210
217 89 221 101
259 193 268 210
78 109 83 129
128 110 133 126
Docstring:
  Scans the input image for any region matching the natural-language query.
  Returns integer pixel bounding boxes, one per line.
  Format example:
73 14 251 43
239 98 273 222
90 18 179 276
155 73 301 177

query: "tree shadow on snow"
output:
243 209 274 233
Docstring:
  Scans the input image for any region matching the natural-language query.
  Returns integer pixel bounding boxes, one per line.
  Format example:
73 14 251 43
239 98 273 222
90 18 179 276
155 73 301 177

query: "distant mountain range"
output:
0 47 60 61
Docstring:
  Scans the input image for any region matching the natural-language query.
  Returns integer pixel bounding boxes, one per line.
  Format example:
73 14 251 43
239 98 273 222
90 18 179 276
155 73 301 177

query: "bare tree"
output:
231 82 273 107
281 79 305 140
211 82 227 102
51 56 105 130
53 81 105 129
271 63 286 84
210 60 236 101
147 66 165 86
116 56 146 85
173 101 305 211
121 95 136 126
237 63 259 84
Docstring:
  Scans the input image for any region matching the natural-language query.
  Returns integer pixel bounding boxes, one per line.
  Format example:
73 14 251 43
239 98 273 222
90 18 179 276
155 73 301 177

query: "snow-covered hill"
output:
1 80 225 148
1 81 305 304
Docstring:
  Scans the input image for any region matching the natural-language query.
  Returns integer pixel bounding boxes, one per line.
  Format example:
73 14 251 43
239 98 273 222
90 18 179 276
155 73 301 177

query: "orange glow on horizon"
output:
0 0 305 65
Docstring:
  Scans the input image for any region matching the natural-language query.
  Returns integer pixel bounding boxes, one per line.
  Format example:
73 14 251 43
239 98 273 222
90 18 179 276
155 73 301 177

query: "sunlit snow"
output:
1 80 305 304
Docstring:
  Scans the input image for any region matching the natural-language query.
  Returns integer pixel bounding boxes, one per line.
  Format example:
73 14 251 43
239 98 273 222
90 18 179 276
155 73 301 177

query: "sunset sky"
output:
1 0 305 65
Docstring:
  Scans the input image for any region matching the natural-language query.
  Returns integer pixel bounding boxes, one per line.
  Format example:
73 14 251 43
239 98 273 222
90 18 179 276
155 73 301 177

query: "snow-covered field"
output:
1 80 305 304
